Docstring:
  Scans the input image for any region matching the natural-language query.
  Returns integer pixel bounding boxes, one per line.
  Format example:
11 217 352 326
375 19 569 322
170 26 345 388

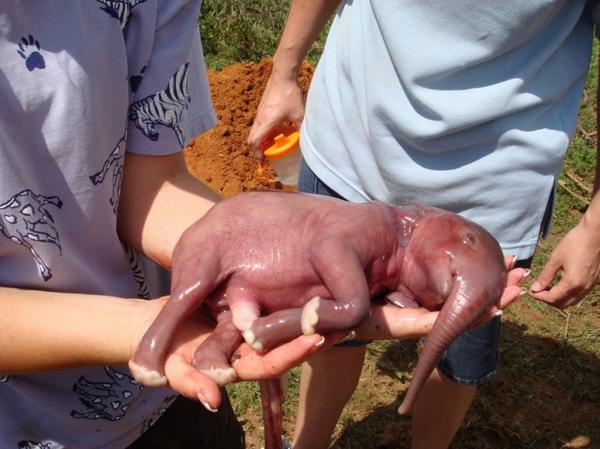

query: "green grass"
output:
200 0 329 70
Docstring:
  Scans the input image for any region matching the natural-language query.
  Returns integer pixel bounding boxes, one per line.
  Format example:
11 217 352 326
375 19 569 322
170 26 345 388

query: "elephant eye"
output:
463 232 476 246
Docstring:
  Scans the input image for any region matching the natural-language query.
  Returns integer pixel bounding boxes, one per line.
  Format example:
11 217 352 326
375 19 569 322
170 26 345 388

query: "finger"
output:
232 334 326 380
249 124 287 161
164 353 223 412
528 282 578 309
250 121 300 154
504 255 517 271
356 306 438 340
496 285 526 310
530 256 562 293
247 125 268 160
247 127 264 153
506 267 529 287
471 269 528 325
248 119 281 155
494 267 528 308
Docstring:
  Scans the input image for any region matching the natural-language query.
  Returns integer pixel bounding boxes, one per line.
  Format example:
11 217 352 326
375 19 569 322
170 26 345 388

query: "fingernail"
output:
197 393 218 413
494 310 503 317
523 269 531 278
520 287 527 296
531 281 541 292
511 255 517 265
337 330 356 344
314 336 326 348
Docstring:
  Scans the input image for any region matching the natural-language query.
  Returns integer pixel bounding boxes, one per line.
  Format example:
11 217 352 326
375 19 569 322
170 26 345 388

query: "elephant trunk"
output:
397 271 502 415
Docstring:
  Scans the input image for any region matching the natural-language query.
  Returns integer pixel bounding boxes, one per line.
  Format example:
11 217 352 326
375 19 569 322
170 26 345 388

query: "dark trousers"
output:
127 393 245 449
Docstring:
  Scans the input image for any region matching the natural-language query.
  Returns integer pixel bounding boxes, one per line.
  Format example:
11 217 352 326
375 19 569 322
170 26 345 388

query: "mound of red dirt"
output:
184 59 314 198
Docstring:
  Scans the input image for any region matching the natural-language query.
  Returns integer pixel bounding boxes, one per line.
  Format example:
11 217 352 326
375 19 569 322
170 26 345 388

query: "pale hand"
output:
139 298 335 411
356 256 528 340
247 74 304 161
529 218 600 309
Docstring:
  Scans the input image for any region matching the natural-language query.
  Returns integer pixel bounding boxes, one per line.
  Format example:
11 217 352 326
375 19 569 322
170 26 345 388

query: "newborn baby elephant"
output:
130 190 507 443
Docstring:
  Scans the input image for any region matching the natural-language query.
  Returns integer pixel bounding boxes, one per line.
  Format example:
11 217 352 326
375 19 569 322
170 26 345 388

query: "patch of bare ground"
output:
184 59 314 198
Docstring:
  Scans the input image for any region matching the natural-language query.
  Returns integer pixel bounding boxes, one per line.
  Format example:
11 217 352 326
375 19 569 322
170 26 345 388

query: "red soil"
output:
184 59 314 197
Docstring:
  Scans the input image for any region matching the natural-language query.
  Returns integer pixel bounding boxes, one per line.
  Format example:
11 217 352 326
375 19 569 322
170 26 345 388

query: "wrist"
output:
128 297 166 361
271 51 302 81
581 198 600 230
581 186 600 224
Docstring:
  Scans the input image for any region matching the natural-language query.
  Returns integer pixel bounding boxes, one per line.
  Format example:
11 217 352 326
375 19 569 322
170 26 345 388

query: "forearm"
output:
0 287 156 373
596 50 600 195
117 152 220 270
528 54 600 306
581 184 600 228
575 48 600 257
586 49 600 226
272 0 340 79
580 109 600 223
247 0 340 152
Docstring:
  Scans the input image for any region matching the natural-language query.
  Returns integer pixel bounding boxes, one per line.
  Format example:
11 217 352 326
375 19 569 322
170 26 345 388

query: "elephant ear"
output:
425 254 454 299
404 250 454 311
389 250 454 311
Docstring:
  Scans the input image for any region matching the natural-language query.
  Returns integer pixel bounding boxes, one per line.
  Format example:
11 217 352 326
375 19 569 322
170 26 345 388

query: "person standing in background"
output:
249 1 600 448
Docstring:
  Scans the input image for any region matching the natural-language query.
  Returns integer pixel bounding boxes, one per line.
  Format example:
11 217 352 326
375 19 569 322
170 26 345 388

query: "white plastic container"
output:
263 132 300 186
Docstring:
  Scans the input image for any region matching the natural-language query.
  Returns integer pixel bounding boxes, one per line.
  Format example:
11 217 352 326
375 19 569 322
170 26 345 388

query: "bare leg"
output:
292 345 366 449
410 368 476 449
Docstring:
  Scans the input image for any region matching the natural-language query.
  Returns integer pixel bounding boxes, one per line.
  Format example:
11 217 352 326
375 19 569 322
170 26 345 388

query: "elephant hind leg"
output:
301 295 370 334
307 238 372 333
245 295 370 353
244 307 304 352
246 239 373 352
194 310 243 386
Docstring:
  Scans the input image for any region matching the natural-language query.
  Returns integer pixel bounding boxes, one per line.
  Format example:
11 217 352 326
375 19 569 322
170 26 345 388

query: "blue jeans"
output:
298 158 531 384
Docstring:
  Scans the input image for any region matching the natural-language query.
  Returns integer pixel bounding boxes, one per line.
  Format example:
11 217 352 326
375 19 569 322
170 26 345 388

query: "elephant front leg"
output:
129 246 222 386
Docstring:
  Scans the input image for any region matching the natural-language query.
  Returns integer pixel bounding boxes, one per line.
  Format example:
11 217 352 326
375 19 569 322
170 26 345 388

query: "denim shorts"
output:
298 158 532 385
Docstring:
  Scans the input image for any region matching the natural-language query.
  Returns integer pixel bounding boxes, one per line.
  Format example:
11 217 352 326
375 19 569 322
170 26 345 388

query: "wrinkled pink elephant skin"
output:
130 190 507 449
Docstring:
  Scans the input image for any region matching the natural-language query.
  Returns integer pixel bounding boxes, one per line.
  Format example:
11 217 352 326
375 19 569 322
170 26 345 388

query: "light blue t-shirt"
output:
301 0 595 259
0 1 215 448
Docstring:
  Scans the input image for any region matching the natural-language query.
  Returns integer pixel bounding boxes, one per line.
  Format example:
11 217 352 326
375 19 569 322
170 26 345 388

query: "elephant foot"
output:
128 359 168 387
300 296 321 334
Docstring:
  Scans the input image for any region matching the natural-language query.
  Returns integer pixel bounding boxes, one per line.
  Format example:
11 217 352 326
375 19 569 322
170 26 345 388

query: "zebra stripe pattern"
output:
95 0 147 31
122 242 151 299
129 63 191 148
